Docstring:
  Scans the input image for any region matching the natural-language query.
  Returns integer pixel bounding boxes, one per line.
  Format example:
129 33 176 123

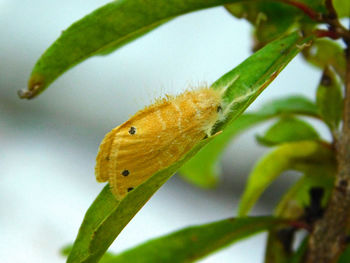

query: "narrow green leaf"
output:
212 32 312 132
302 39 346 81
68 32 310 262
67 137 215 263
256 116 320 146
238 140 334 216
21 0 248 99
180 95 319 188
316 67 343 131
94 217 287 263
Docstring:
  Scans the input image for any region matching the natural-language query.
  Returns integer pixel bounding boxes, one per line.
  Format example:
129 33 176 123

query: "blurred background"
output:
1 1 328 262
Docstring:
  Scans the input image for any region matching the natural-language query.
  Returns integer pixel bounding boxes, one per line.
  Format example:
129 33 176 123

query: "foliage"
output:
21 0 349 262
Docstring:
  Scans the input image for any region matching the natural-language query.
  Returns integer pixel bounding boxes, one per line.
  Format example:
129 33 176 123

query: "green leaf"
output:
180 95 319 188
211 32 312 132
302 39 346 81
67 217 287 263
256 116 320 146
257 96 319 117
112 216 286 263
68 32 310 262
180 29 315 188
61 245 115 262
316 67 343 131
224 0 326 49
179 113 269 188
333 0 350 17
67 137 214 263
21 0 250 99
225 2 301 48
238 140 334 216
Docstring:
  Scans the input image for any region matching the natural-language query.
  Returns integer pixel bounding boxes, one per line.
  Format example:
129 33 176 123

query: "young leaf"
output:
180 95 319 188
316 67 343 131
21 0 249 99
256 116 320 146
238 140 334 216
68 32 310 262
302 39 346 82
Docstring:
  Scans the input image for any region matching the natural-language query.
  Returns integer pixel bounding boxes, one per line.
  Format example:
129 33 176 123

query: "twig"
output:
279 0 350 42
280 0 322 21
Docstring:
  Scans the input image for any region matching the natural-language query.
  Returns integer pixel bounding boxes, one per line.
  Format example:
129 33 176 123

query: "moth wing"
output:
95 125 121 182
107 102 205 200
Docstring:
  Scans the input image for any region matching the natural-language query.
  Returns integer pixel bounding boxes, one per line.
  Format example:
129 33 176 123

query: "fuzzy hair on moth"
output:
95 86 228 200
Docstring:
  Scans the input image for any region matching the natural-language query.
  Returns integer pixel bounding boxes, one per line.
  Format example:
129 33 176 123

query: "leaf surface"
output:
256 116 320 146
238 141 334 216
302 39 346 81
68 217 287 263
316 66 343 131
22 0 247 99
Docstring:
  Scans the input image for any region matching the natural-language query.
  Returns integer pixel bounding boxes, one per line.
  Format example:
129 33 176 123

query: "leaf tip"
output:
19 74 45 99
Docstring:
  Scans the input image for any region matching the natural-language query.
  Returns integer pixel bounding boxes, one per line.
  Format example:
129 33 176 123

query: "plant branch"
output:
304 26 350 263
279 0 350 42
280 0 322 21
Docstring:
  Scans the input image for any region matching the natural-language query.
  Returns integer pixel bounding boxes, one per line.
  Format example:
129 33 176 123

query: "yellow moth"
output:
95 87 223 200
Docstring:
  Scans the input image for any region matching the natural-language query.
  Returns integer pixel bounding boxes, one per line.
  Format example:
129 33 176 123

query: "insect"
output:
95 87 224 200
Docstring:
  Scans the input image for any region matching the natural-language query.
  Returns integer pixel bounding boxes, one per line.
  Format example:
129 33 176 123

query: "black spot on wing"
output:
122 170 129 176
129 126 136 135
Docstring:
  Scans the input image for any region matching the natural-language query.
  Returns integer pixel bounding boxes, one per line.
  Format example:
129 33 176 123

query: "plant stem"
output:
305 35 350 263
